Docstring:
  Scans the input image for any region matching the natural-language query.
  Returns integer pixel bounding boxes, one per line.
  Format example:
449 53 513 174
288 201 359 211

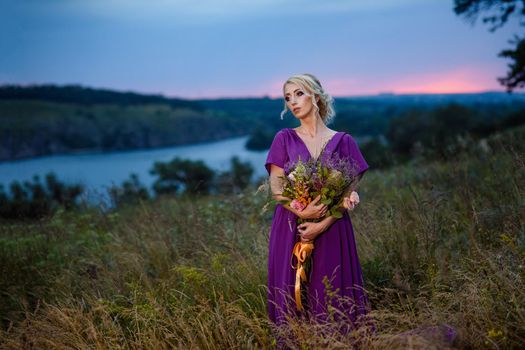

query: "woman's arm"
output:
269 164 303 217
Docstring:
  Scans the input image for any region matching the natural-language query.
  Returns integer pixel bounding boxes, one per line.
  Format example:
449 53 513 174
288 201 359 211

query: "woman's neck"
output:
296 116 328 139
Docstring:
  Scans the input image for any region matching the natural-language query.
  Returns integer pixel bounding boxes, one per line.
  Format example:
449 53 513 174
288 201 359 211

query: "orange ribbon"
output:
291 241 315 311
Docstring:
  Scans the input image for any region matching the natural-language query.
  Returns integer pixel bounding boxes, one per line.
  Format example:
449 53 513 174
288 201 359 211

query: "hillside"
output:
0 125 523 348
0 85 250 161
1 84 524 161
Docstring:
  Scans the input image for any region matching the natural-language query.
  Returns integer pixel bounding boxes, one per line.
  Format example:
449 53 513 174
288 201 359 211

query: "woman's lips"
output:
293 108 300 113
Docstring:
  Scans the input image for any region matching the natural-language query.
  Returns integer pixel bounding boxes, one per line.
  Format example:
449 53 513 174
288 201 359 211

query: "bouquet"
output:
279 153 361 311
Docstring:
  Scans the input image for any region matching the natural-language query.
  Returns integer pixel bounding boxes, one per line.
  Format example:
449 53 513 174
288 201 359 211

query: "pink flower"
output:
350 191 360 204
343 191 360 210
290 199 305 211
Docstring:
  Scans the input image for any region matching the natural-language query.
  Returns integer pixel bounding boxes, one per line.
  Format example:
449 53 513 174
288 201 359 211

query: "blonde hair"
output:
280 73 335 124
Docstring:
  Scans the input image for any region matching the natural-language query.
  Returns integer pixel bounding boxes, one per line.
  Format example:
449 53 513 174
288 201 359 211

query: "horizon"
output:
2 82 524 101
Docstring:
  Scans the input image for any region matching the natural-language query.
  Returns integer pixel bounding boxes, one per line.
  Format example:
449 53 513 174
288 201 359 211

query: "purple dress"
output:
265 128 372 329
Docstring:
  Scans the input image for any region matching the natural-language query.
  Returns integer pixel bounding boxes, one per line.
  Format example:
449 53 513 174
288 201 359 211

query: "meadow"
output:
0 125 524 349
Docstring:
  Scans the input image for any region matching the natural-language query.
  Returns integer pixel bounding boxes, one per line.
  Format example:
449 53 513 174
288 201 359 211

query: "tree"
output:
150 157 215 195
386 104 477 158
108 173 150 207
0 173 84 220
360 137 396 169
454 0 525 91
215 156 254 194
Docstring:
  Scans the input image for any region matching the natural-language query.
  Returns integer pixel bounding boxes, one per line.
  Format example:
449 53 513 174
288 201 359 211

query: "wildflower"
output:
290 199 305 211
487 328 503 339
328 169 343 180
343 191 360 210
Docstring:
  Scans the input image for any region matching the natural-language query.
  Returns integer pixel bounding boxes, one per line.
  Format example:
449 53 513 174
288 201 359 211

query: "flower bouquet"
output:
278 153 361 311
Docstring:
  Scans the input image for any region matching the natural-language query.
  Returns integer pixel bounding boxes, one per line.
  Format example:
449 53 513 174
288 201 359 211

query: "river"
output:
0 136 268 206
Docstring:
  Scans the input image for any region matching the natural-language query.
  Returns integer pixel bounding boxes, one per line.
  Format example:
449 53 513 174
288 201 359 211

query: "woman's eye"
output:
297 91 304 96
285 97 290 101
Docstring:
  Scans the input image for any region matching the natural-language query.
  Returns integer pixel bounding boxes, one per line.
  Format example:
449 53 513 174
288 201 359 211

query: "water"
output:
0 136 269 205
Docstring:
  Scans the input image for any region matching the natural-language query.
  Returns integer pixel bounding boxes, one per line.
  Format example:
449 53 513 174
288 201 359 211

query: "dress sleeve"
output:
264 130 287 175
342 133 369 178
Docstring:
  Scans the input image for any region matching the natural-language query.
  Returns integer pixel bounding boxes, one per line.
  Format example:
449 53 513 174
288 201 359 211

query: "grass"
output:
0 126 524 349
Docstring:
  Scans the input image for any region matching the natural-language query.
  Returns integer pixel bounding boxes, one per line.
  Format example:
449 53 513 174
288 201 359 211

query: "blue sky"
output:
0 0 521 98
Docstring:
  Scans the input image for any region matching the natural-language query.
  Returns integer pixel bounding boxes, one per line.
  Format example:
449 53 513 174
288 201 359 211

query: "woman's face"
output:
284 82 316 120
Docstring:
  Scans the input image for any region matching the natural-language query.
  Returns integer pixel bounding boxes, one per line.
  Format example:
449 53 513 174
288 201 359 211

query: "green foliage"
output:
108 173 150 207
149 155 254 197
245 127 275 150
0 156 256 215
0 126 524 348
151 157 215 195
360 136 396 169
0 99 245 161
0 173 83 220
215 156 255 194
386 103 485 158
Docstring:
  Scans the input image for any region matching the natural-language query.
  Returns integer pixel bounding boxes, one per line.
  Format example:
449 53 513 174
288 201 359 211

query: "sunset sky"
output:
0 0 521 98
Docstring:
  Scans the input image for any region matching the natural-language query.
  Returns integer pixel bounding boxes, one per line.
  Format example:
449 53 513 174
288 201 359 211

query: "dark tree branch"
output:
454 0 525 91
498 35 525 90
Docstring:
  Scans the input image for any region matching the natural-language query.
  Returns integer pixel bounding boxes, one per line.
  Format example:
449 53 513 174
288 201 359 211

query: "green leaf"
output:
321 198 332 205
332 211 343 219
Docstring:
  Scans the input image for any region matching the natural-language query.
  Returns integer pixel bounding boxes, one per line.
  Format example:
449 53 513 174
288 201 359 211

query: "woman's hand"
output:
298 195 328 220
343 191 360 211
298 221 326 242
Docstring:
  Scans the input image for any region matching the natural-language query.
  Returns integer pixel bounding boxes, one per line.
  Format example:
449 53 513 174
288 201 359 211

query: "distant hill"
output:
1 84 524 161
0 84 247 161
337 91 525 106
0 84 203 110
198 91 525 151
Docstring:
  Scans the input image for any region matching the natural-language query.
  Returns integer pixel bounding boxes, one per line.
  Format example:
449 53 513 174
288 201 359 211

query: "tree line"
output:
0 156 255 221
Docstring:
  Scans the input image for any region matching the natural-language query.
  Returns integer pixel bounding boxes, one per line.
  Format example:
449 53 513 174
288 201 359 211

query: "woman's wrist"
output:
320 215 337 231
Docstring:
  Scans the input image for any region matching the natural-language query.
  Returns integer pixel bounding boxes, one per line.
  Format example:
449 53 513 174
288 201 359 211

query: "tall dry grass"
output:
0 126 524 349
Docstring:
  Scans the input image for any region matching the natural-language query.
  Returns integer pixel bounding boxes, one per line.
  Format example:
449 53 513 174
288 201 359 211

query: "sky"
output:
0 0 522 98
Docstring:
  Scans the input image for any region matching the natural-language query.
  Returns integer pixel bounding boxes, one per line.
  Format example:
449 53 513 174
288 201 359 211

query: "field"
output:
0 126 524 349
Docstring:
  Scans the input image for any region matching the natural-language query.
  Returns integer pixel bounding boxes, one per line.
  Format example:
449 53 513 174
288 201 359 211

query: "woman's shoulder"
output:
332 131 361 153
338 131 358 143
268 128 291 149
276 127 292 135
271 128 292 140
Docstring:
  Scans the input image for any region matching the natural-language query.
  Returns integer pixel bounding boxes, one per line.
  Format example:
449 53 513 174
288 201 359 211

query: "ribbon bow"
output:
291 241 315 311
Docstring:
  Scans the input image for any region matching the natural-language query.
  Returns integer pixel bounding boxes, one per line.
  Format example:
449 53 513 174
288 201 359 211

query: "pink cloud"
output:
384 66 503 94
165 66 506 99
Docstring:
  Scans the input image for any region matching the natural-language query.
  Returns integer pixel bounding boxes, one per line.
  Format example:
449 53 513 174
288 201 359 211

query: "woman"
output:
265 73 372 332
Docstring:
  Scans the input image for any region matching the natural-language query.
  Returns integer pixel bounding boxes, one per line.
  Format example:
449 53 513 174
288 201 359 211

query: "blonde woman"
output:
265 74 372 335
